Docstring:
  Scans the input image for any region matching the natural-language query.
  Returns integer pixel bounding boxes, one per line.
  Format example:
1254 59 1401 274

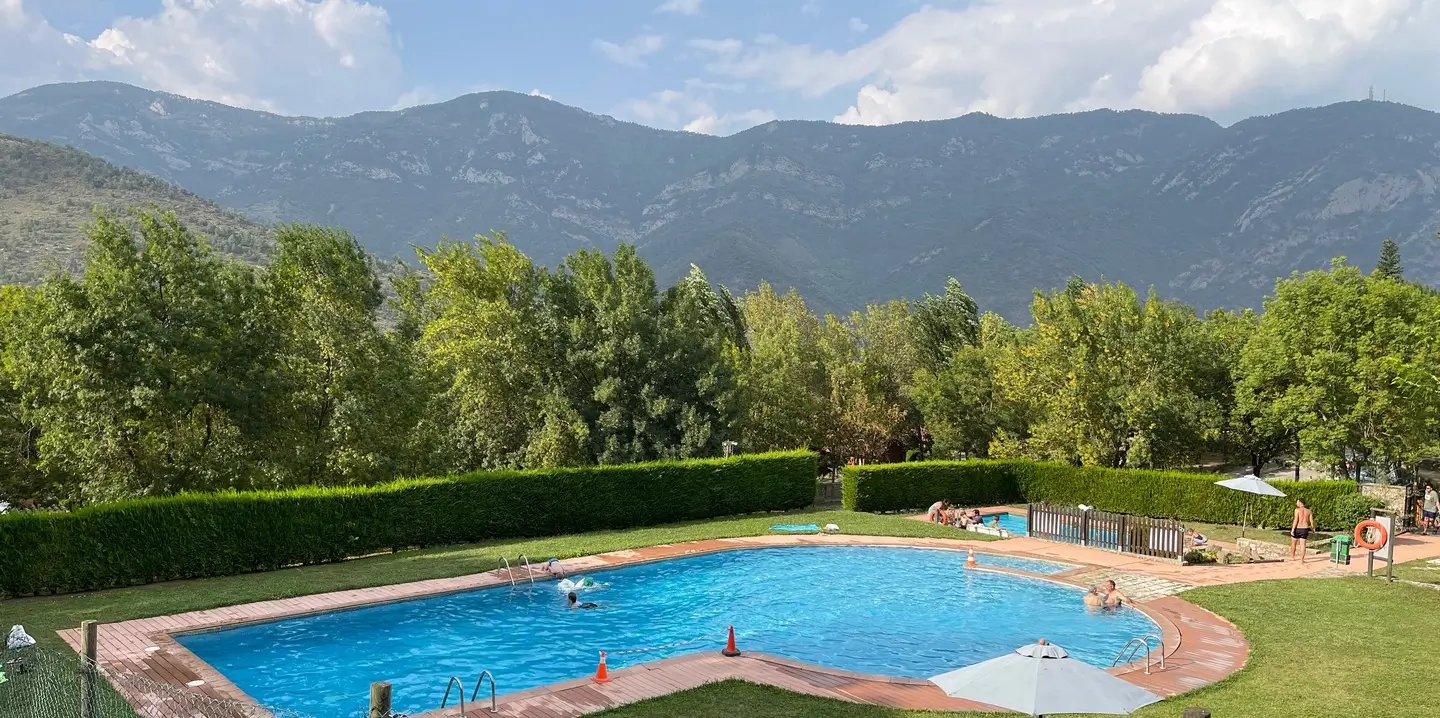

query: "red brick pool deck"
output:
56 533 1262 718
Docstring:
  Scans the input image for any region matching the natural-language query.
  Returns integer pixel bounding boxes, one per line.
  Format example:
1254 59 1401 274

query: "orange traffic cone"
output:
593 651 612 683
964 549 978 568
722 626 741 657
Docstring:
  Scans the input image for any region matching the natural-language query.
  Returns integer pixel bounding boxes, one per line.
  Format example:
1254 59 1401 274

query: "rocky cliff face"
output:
3 81 1437 318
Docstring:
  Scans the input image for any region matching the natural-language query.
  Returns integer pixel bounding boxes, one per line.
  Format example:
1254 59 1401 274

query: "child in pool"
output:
568 591 599 610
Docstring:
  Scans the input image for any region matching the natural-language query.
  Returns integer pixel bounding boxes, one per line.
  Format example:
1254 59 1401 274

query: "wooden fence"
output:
1026 502 1185 561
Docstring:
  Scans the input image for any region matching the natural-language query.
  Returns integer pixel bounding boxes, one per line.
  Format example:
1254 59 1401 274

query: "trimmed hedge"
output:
842 460 1358 531
0 451 817 598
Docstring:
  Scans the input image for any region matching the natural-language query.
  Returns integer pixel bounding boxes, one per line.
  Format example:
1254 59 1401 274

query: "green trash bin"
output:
1331 534 1352 565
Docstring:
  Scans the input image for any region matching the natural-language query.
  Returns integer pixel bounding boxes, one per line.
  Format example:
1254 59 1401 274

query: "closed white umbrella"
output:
929 640 1163 717
1214 474 1287 537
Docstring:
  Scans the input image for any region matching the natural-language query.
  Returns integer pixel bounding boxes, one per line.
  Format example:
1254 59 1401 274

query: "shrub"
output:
842 459 1359 530
1332 492 1386 530
0 451 817 598
1183 548 1218 565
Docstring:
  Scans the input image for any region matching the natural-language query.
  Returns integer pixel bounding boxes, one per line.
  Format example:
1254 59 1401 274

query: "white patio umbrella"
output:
1214 474 1287 537
929 640 1163 717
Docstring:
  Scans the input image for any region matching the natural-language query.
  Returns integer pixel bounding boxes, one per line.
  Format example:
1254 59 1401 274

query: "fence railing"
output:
816 476 842 504
1026 502 1185 561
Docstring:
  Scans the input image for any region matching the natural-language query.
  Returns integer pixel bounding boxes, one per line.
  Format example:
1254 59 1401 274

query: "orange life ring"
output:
1354 520 1387 551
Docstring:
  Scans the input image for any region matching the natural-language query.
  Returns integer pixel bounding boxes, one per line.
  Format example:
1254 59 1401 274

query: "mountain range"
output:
1 81 1438 319
0 133 272 284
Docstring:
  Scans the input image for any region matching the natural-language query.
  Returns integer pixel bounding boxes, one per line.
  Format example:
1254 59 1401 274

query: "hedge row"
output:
842 460 1358 530
0 451 817 598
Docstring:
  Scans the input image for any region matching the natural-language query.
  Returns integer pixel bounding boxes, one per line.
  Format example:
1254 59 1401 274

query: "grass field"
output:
0 509 993 651
593 577 1440 718
1392 554 1440 585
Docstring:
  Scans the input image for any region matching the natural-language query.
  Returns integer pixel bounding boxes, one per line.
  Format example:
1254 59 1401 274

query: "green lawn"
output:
595 577 1440 718
1392 555 1440 585
0 509 994 651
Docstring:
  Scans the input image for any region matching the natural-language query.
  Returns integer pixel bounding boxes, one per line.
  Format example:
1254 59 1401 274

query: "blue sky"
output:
5 1 1436 134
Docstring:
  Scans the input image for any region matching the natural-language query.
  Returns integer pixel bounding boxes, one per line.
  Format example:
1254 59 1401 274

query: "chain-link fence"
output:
0 646 335 718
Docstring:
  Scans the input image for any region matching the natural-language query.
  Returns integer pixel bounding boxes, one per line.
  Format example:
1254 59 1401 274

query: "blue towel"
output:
770 524 821 532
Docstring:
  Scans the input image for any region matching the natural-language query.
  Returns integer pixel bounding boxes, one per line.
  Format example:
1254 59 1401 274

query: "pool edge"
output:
58 534 1240 718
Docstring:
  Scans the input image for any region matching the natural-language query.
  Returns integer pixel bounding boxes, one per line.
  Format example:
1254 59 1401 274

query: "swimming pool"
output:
992 512 1029 535
178 547 1152 717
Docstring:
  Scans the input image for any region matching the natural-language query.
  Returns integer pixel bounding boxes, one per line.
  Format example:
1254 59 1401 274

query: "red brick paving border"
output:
57 534 1248 717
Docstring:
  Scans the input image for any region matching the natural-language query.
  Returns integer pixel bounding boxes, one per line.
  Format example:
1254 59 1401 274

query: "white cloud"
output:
801 1 822 18
529 88 553 100
848 17 868 33
694 0 1440 126
592 34 666 68
684 108 777 135
0 0 402 117
655 0 703 15
616 78 774 136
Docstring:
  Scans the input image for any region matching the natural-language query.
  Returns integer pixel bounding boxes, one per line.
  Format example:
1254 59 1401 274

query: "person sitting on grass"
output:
928 500 946 524
1190 531 1208 547
1103 580 1130 608
968 509 983 527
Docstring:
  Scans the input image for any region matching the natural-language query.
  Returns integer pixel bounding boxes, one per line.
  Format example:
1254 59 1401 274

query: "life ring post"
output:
1354 520 1387 551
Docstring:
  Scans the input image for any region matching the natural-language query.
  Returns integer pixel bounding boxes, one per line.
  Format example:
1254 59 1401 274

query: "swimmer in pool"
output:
1103 580 1130 609
1083 585 1104 610
567 591 598 610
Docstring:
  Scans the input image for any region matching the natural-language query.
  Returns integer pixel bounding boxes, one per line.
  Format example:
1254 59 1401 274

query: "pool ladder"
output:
439 670 498 714
497 555 537 586
1111 634 1166 675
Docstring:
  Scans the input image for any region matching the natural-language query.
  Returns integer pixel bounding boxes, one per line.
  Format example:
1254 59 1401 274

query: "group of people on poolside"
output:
928 501 1002 530
1083 580 1130 611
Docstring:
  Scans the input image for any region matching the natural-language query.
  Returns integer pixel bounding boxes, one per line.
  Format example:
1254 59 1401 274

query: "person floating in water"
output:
567 591 598 610
1083 585 1104 610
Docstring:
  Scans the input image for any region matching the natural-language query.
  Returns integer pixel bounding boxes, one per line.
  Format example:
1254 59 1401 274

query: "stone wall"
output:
1360 484 1408 518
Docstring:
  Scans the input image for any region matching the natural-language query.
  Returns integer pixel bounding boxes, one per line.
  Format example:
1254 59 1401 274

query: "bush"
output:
0 451 817 598
1332 492 1385 530
842 459 1359 530
1184 548 1218 565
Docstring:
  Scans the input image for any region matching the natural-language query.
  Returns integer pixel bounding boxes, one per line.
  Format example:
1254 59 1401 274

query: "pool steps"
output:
1112 633 1166 674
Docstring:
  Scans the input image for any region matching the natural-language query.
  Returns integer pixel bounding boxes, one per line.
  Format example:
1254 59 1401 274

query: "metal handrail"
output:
517 554 536 584
439 676 468 715
470 670 497 713
1141 633 1166 668
498 556 515 586
1112 637 1151 673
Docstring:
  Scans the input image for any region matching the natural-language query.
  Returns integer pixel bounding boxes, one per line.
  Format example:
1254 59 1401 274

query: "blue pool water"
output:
179 547 1152 717
993 512 1029 535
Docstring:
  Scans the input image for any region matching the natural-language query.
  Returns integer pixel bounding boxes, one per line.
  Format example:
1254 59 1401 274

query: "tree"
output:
264 225 423 486
730 283 830 454
1243 260 1440 481
1373 238 1403 280
910 277 980 369
991 280 1215 468
412 234 549 470
6 210 278 501
0 286 48 505
1207 309 1293 475
820 312 910 462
